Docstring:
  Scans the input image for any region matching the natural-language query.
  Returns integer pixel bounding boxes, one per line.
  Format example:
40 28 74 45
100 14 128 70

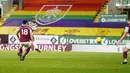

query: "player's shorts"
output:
125 41 130 49
31 26 37 31
20 41 32 48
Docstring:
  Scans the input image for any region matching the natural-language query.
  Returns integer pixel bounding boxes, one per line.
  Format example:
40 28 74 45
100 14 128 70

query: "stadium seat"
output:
0 0 126 36
3 0 106 26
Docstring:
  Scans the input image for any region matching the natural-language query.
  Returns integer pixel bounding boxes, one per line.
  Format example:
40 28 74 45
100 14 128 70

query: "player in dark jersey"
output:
116 19 130 64
17 20 33 61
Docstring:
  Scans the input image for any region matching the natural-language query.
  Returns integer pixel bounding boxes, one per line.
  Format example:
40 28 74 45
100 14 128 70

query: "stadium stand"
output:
0 0 127 36
2 0 125 27
4 0 105 25
22 0 105 11
117 0 129 4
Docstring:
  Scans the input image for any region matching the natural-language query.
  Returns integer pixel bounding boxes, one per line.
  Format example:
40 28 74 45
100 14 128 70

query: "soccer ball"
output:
96 37 102 43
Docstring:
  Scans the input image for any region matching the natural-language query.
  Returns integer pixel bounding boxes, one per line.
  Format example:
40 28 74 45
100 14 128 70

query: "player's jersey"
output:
125 23 130 35
19 26 32 42
28 21 37 31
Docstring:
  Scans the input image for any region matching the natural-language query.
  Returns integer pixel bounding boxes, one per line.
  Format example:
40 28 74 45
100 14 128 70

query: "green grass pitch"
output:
0 51 130 73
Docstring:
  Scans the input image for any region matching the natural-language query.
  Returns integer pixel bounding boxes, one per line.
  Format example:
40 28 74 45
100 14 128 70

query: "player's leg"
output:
32 35 41 53
21 42 31 61
17 43 23 56
33 41 41 52
17 43 24 61
17 47 23 56
122 42 130 64
122 47 130 64
22 47 31 61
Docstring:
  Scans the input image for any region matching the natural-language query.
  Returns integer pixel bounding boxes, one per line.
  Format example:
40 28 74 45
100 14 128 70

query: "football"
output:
96 37 102 43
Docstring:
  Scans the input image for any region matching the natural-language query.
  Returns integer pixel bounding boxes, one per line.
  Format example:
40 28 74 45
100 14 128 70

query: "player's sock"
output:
123 51 127 61
33 41 38 49
35 49 41 53
121 52 128 64
23 47 31 57
18 48 22 56
21 48 31 61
